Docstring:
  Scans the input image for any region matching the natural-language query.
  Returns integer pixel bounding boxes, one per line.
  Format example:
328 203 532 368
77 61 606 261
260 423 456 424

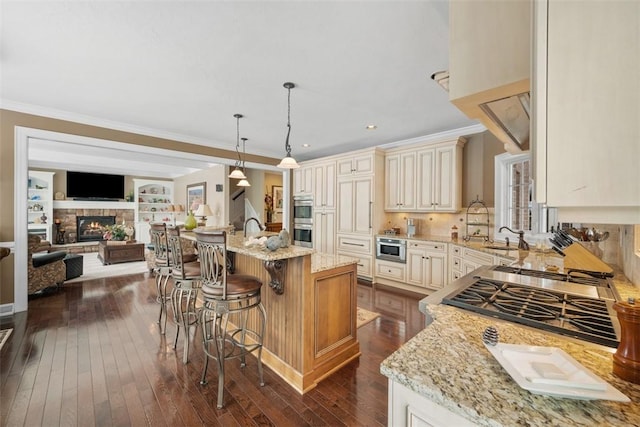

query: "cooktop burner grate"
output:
442 277 619 348
492 265 607 286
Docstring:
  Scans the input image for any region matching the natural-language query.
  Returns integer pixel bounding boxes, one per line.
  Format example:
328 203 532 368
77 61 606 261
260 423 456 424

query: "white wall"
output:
173 165 227 227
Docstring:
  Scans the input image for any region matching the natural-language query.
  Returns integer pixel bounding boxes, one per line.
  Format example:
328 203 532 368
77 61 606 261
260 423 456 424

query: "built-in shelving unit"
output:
133 179 175 244
28 171 54 242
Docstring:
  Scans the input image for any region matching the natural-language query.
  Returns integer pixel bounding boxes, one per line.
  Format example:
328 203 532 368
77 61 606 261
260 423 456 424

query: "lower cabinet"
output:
337 234 374 279
375 259 406 282
406 241 447 290
388 379 475 427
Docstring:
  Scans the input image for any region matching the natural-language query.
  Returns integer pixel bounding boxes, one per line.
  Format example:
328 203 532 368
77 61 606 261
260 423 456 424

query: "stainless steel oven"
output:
293 195 313 224
293 223 313 248
376 237 407 263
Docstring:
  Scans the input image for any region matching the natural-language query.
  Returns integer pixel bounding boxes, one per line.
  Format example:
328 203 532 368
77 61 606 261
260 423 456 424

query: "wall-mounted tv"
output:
66 171 125 200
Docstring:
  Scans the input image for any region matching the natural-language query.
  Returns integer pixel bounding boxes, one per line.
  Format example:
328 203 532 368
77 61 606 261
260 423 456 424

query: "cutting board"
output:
561 242 613 274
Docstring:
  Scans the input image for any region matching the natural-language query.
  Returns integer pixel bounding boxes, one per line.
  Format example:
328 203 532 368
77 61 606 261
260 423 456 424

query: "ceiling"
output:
1 0 482 178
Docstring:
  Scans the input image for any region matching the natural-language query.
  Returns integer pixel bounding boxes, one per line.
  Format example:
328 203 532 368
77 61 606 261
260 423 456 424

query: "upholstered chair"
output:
27 235 66 294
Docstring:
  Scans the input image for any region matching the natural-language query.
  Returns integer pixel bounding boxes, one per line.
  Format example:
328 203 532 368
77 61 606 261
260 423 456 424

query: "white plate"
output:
484 343 630 402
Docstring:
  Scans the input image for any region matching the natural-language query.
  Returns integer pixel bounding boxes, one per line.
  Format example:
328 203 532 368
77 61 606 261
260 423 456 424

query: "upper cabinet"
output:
313 161 336 210
337 152 375 177
384 138 466 213
449 0 531 154
533 0 640 223
293 166 313 195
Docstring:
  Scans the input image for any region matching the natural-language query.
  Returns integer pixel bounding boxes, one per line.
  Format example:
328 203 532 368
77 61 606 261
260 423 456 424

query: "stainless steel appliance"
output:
432 265 621 348
293 195 313 224
406 218 416 238
293 223 312 248
376 237 407 263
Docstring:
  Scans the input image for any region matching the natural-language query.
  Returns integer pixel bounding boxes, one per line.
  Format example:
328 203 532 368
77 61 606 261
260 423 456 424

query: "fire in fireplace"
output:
76 216 116 242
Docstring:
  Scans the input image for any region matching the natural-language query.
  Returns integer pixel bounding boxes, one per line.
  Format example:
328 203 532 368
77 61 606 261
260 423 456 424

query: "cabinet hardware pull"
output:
344 242 364 247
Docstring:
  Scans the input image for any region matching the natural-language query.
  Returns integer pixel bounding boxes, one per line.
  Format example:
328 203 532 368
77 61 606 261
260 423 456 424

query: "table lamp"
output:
194 204 213 221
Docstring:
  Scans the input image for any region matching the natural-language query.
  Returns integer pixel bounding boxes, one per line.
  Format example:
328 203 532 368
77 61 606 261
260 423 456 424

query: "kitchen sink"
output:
482 245 516 251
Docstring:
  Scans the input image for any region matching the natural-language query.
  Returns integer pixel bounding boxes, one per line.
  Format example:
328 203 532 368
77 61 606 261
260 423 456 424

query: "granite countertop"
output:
310 253 358 274
381 303 640 426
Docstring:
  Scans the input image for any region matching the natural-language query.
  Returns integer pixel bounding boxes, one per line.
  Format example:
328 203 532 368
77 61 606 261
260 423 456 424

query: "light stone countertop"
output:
380 303 640 427
377 233 521 259
310 253 358 274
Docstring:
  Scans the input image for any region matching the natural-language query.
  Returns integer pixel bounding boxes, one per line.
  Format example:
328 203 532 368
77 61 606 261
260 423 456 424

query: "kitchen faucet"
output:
498 226 530 250
244 217 266 237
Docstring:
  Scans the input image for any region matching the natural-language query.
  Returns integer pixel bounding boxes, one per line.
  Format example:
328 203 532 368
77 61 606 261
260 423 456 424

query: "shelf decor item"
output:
184 211 197 231
463 197 491 242
103 224 129 241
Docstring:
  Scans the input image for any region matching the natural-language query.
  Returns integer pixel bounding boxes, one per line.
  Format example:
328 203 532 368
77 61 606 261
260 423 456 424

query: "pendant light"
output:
228 113 247 179
277 82 300 169
237 137 251 187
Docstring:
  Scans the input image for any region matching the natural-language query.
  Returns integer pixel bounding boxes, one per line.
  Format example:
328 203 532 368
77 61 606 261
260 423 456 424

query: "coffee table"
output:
98 241 145 265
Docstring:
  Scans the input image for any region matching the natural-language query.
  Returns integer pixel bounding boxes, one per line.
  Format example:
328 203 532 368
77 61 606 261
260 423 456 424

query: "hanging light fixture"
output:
228 113 247 179
277 82 300 169
237 137 251 187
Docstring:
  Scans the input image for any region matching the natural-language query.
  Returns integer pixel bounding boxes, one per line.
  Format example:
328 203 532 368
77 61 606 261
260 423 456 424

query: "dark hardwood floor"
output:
1 271 425 426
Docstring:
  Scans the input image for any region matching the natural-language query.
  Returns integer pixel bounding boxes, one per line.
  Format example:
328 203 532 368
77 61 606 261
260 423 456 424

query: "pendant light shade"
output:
277 82 300 169
237 179 251 187
238 137 251 186
228 113 247 179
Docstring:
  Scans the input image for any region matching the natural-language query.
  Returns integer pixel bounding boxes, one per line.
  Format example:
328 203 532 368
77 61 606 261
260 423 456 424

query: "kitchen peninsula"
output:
182 230 361 394
381 266 640 426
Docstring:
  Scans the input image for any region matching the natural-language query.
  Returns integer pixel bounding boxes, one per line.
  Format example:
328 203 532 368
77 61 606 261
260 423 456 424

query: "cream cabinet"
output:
385 138 465 213
450 244 499 282
533 1 640 224
312 161 336 210
336 152 375 176
375 259 406 282
388 380 475 427
406 240 447 290
134 179 174 244
313 210 336 255
337 176 373 235
384 152 416 211
28 171 55 242
293 165 313 195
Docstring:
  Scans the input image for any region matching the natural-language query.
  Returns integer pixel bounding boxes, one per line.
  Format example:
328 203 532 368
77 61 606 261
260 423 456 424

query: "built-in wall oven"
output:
293 223 313 248
293 195 313 247
293 195 313 224
375 237 407 263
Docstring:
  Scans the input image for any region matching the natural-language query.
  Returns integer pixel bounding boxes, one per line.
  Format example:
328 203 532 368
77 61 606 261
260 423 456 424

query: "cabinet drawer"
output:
451 256 462 271
451 269 462 282
462 248 495 266
450 245 462 256
408 240 446 253
496 256 513 266
375 260 406 281
337 235 372 254
337 251 372 278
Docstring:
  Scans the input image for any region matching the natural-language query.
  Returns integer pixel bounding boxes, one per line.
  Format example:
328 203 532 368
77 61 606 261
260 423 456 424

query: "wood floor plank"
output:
1 273 424 426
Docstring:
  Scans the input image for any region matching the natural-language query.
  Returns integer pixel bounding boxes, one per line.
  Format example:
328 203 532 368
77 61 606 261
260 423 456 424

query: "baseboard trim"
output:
0 303 14 317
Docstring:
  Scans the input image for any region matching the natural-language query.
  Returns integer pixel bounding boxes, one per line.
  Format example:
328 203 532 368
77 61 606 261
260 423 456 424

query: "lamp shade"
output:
228 167 246 179
194 204 213 217
277 156 300 169
237 179 251 187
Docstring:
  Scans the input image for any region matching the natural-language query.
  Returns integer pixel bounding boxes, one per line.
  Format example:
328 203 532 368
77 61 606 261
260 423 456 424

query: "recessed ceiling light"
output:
302 143 310 148
366 125 377 130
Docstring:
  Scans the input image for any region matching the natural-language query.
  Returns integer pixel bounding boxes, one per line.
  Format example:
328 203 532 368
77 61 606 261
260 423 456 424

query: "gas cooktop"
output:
435 265 621 348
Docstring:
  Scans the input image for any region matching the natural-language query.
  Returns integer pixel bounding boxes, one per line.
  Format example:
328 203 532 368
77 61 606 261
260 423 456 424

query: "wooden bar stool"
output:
195 230 267 409
167 225 201 364
149 222 172 334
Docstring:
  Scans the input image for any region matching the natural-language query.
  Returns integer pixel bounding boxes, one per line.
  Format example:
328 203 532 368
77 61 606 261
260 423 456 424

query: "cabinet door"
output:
400 152 417 210
337 153 374 176
313 210 336 254
385 154 401 210
425 253 447 289
540 1 639 213
294 166 313 195
417 149 435 210
337 179 355 233
406 247 426 287
434 146 455 211
353 177 373 234
313 162 336 209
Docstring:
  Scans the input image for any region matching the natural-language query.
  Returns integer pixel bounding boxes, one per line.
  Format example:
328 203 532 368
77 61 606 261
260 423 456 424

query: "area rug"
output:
0 328 12 352
65 252 149 283
357 307 380 328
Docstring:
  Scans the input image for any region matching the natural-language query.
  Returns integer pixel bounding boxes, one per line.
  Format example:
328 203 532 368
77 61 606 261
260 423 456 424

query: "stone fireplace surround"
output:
52 201 135 252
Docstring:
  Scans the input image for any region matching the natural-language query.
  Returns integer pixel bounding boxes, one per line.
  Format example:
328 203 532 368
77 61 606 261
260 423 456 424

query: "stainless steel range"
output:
433 265 621 348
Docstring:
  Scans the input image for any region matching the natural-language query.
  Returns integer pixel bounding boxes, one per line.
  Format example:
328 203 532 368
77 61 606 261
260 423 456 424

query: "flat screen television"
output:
66 171 125 200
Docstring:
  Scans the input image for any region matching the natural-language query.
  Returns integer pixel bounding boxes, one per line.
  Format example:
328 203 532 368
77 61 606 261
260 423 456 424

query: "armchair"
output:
28 234 66 294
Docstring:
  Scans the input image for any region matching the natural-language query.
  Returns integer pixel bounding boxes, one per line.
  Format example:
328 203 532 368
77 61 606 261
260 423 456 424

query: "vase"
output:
184 211 197 230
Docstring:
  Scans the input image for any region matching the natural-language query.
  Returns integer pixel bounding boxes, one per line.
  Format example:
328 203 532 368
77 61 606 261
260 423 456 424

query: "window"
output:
494 152 556 241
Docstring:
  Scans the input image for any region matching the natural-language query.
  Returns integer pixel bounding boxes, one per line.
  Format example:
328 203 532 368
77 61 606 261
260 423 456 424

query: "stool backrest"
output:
149 222 169 265
167 226 188 279
194 230 227 299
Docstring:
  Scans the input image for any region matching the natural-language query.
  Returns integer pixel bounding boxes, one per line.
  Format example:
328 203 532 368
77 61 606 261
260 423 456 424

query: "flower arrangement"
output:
103 223 134 241
264 193 274 214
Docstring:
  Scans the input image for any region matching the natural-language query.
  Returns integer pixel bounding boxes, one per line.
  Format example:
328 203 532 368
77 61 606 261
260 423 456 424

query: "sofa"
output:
28 234 66 294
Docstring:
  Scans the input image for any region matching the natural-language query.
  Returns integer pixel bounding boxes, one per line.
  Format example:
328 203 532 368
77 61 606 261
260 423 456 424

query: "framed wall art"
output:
272 185 283 213
187 182 206 212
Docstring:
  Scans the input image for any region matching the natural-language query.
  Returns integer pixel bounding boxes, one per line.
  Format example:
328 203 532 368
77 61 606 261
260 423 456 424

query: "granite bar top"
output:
381 303 640 426
310 253 358 274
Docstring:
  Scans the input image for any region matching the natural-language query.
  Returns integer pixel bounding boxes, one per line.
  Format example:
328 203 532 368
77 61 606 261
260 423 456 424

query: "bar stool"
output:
167 225 201 364
149 222 171 334
195 230 267 409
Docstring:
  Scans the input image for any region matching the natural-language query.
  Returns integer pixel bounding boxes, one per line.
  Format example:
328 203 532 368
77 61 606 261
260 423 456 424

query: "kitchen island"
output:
380 271 640 426
182 230 361 394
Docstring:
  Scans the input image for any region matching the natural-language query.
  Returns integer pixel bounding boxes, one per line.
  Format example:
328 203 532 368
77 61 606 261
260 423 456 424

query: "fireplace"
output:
76 216 116 242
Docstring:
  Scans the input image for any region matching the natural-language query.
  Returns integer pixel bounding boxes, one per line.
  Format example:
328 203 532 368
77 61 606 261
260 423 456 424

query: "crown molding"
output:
377 124 486 150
